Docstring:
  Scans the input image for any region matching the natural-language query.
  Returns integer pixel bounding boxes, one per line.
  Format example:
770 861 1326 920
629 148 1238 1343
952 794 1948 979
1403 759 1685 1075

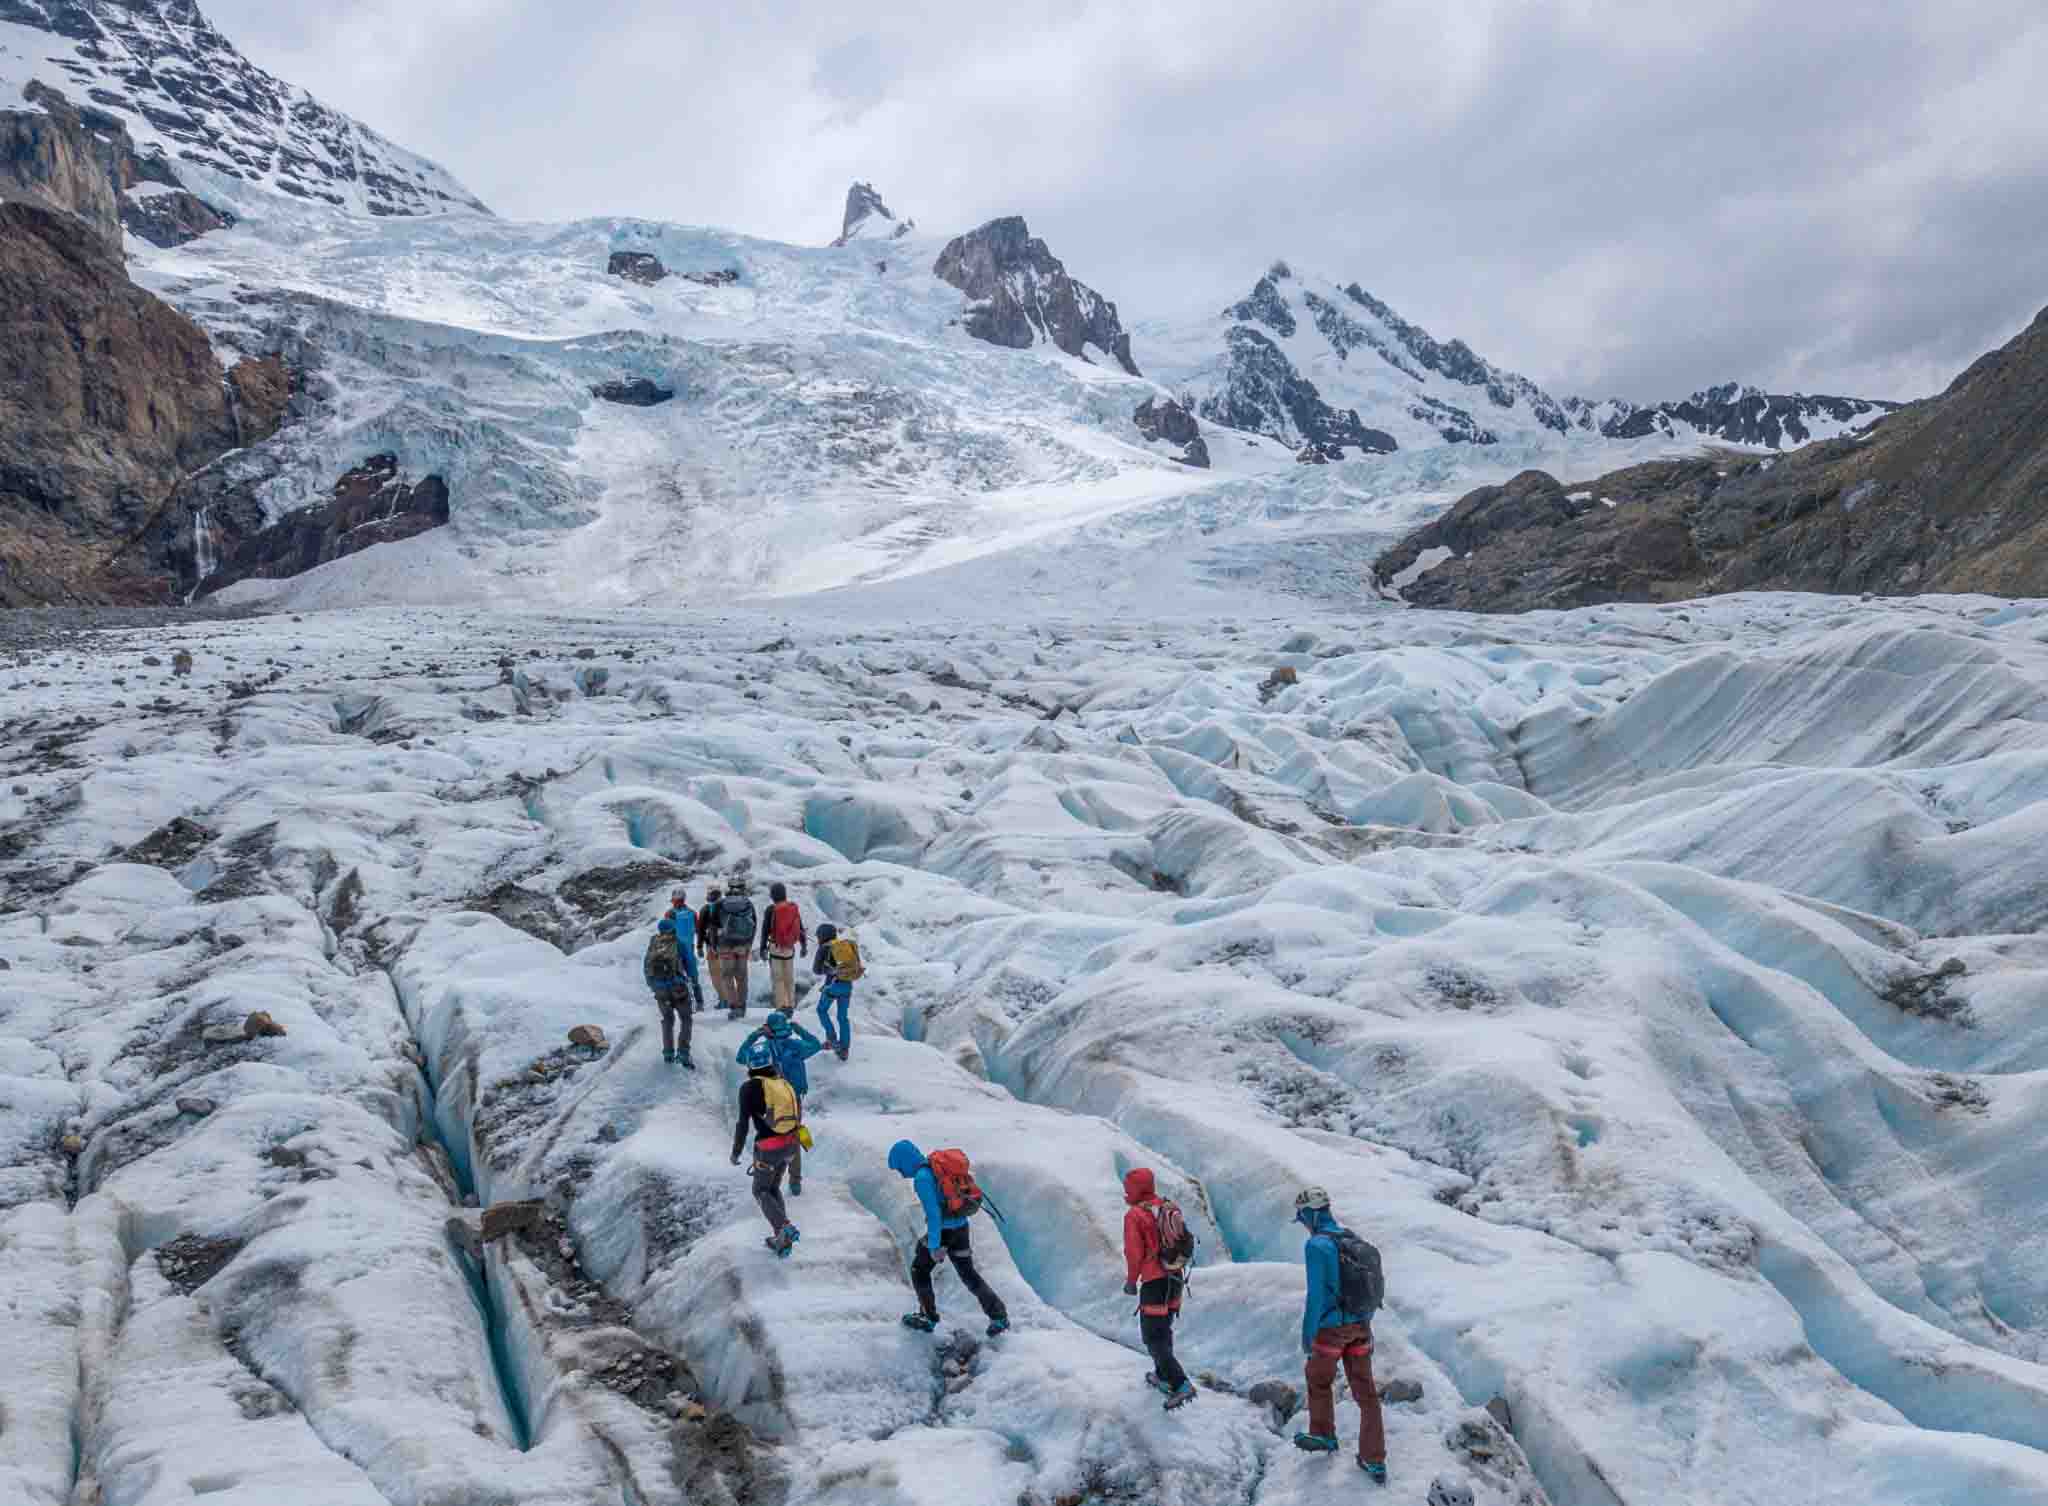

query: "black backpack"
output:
645 929 680 981
717 895 756 947
1330 1230 1385 1317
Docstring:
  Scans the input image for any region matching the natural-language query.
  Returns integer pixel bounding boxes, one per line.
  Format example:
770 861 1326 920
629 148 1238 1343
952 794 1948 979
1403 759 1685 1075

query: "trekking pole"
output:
983 1192 1008 1226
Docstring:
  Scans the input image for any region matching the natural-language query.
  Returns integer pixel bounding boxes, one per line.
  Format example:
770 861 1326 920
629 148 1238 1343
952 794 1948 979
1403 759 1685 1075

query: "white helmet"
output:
1294 1186 1331 1214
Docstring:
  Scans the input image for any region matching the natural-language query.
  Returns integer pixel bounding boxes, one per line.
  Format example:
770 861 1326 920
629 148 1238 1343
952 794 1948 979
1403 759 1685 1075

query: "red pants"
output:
1305 1323 1385 1465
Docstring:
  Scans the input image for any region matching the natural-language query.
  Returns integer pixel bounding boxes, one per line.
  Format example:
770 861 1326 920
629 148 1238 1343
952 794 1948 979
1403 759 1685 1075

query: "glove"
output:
1123 1281 1138 1297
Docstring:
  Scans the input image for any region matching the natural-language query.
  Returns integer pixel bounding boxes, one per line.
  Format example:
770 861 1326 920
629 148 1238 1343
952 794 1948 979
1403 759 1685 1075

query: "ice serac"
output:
0 0 489 217
1377 302 2048 606
933 214 1142 376
829 178 911 246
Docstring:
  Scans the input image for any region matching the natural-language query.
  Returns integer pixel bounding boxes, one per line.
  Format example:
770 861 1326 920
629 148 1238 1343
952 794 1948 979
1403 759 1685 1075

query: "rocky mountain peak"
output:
830 180 911 246
932 214 1140 377
0 0 488 218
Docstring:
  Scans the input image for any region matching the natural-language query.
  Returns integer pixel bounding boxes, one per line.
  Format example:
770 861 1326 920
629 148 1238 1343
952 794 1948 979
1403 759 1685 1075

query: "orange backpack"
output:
925 1149 984 1217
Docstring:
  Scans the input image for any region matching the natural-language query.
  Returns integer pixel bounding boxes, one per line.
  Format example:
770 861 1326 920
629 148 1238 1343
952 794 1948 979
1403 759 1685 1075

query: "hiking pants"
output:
712 948 751 1014
911 1224 1007 1323
1139 1276 1188 1390
1305 1323 1384 1465
767 949 797 1012
650 985 691 1056
817 981 852 1051
751 1142 797 1234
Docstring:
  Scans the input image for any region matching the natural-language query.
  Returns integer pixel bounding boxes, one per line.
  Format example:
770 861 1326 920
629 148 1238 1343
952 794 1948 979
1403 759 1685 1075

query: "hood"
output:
888 1140 925 1178
1123 1167 1156 1205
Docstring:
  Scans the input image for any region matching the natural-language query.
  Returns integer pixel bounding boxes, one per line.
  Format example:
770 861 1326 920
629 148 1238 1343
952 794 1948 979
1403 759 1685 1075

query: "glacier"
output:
4 586 2048 1506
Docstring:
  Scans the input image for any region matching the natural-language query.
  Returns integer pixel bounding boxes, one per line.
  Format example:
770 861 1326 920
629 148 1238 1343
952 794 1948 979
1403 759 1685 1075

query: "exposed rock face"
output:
591 379 675 407
120 183 232 247
608 251 668 286
1376 305 2048 607
831 180 913 246
0 90 123 244
0 0 490 217
1584 382 1895 449
178 454 450 599
225 353 292 445
1133 396 1210 468
1202 325 1396 458
0 199 237 604
933 216 1141 376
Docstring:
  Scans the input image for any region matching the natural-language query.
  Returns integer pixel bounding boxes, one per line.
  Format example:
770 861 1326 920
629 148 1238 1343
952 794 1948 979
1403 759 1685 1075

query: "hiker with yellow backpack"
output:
731 1040 806 1258
812 923 865 1061
736 1011 825 1195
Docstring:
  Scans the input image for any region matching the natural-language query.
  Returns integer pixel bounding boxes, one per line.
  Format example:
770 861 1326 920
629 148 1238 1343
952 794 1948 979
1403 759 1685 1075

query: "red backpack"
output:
1147 1199 1195 1272
768 901 803 950
925 1149 984 1217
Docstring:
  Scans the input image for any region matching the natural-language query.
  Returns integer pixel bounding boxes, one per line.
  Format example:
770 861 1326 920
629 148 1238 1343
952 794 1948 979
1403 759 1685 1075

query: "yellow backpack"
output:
760 1076 802 1136
827 934 866 983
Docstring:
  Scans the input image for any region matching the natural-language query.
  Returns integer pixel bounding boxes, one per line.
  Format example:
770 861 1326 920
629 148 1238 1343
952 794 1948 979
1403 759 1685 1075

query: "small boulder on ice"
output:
1485 1395 1514 1433
1427 1474 1477 1506
1246 1379 1299 1428
567 1024 608 1052
590 379 675 407
172 650 194 676
243 1011 287 1039
608 251 669 286
1939 956 1968 977
481 1200 544 1243
1383 1377 1423 1404
176 1097 215 1117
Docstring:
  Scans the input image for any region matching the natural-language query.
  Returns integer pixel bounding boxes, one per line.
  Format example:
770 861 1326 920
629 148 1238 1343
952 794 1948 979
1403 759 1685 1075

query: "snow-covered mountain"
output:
1141 261 1894 459
829 179 912 246
0 0 488 218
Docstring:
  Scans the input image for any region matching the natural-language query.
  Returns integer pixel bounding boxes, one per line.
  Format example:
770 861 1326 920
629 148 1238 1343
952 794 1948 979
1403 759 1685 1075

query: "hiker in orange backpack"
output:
758 881 807 1014
1123 1168 1198 1410
888 1140 1010 1337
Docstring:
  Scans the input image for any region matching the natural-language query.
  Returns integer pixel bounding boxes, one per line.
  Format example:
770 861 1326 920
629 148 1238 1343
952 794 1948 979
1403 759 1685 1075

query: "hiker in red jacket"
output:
759 881 807 1015
1122 1167 1196 1409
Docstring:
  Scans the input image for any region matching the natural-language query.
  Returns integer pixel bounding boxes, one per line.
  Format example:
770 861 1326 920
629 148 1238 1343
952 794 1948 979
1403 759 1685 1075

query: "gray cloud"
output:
202 0 2048 401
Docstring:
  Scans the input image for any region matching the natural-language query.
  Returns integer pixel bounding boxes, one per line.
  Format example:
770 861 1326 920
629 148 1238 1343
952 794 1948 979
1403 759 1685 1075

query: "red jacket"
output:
1121 1169 1181 1309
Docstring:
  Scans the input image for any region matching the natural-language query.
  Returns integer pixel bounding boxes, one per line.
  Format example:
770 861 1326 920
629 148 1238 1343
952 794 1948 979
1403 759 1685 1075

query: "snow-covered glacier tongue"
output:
6 588 2048 1506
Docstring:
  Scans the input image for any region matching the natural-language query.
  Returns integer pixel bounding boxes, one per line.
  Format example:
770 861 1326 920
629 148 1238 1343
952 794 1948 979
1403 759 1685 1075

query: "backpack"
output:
1329 1230 1386 1318
826 934 865 983
768 901 803 951
717 895 756 947
645 929 680 981
759 1076 802 1136
925 1149 983 1218
1148 1199 1196 1273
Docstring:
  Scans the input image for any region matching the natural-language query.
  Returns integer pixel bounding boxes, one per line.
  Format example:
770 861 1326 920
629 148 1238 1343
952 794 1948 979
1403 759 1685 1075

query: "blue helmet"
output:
765 1011 793 1039
657 917 675 933
743 1039 778 1072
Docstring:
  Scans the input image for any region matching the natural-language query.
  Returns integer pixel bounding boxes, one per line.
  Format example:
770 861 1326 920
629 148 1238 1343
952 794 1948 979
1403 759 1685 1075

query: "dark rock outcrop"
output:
681 267 740 287
831 181 913 246
225 354 293 446
608 251 668 286
120 185 233 248
0 200 238 604
933 216 1141 376
1200 325 1396 459
181 455 450 599
1376 304 2048 607
0 83 125 245
591 379 675 407
1133 396 1210 469
1587 383 1896 449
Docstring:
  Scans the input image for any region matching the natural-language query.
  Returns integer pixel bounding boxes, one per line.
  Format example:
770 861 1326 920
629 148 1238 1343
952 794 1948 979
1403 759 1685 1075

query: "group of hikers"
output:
644 874 1390 1482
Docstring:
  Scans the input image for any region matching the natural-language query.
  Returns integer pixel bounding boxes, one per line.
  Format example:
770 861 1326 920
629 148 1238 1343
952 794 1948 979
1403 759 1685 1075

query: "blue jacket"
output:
1301 1209 1371 1351
735 1023 824 1094
666 907 697 951
644 917 696 986
889 1139 967 1252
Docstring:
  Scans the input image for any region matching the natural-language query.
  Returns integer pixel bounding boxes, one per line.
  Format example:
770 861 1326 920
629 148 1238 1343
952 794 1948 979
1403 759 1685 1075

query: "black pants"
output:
1139 1277 1188 1389
651 986 692 1055
752 1143 796 1233
911 1224 1007 1322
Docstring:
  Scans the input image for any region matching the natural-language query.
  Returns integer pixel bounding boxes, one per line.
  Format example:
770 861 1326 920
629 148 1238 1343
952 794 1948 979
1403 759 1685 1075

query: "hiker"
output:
1122 1168 1197 1410
1291 1187 1387 1483
709 875 759 1019
812 923 862 1061
759 881 807 1014
730 1039 801 1258
642 917 696 1067
736 1011 825 1195
662 889 707 1013
888 1140 1010 1337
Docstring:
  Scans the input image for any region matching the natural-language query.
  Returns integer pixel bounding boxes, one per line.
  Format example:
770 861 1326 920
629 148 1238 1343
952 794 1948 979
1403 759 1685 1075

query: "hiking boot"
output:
835 1044 849 1062
985 1316 1011 1338
676 1051 693 1070
1163 1382 1197 1411
662 1049 676 1064
1293 1433 1339 1455
774 1225 800 1259
1359 1460 1387 1485
901 1312 939 1333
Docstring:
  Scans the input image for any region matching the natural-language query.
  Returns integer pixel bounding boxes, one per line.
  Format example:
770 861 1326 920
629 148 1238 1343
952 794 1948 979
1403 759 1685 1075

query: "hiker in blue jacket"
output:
887 1139 1010 1337
662 889 707 1013
736 1011 825 1194
1292 1187 1387 1482
812 923 855 1061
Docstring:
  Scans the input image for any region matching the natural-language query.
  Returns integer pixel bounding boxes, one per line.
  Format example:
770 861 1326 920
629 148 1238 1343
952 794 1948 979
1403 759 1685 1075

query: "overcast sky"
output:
204 0 2048 402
